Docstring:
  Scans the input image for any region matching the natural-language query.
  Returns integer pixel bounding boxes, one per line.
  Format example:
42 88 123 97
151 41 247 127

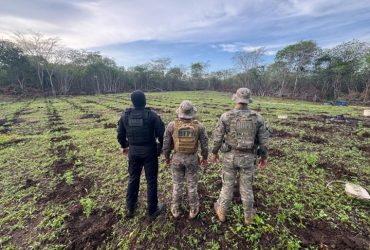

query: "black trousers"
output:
126 153 158 215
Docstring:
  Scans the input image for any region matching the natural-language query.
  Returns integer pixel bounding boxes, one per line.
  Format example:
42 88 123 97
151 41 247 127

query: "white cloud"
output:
242 46 265 52
214 43 282 56
0 0 369 50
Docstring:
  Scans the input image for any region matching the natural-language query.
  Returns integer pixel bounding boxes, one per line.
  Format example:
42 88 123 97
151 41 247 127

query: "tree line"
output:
0 32 369 102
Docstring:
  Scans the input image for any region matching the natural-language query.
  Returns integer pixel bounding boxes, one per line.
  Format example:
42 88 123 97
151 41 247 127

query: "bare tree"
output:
14 31 61 95
232 47 266 87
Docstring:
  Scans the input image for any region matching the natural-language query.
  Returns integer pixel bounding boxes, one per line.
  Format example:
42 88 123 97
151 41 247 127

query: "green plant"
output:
287 238 301 250
79 197 94 218
62 171 74 185
304 153 318 168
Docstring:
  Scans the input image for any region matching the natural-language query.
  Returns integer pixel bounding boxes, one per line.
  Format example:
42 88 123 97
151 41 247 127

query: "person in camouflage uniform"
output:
212 88 269 225
163 100 208 219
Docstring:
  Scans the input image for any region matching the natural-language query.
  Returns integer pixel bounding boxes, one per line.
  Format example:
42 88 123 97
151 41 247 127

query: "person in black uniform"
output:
117 90 165 219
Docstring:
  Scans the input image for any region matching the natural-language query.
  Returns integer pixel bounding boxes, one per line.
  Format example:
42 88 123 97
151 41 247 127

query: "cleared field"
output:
0 91 369 249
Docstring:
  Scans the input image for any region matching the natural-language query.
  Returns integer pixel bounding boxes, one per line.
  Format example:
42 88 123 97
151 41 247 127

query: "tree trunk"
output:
49 74 56 96
279 78 285 97
292 75 298 97
17 77 25 91
363 78 370 102
37 64 44 91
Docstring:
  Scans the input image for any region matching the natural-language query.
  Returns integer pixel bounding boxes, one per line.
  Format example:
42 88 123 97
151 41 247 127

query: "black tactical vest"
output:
124 108 154 146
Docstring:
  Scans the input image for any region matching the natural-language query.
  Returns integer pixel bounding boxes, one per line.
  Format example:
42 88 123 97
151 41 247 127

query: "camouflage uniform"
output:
213 88 269 220
163 101 208 217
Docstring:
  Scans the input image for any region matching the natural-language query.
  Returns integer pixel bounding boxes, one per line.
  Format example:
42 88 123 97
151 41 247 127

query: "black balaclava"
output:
131 90 146 108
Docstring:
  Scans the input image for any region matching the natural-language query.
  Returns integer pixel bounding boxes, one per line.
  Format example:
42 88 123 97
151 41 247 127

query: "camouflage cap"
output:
232 88 252 104
176 100 197 119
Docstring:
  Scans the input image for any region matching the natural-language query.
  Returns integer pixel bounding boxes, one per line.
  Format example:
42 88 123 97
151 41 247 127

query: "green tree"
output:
0 40 34 92
276 41 320 96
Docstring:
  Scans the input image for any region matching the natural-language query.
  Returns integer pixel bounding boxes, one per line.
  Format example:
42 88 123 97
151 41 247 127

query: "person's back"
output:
122 106 159 157
212 88 269 225
163 100 208 219
117 90 165 219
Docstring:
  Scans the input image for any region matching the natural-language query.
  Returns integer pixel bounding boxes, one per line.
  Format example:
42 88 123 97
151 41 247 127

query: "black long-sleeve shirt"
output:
117 107 165 156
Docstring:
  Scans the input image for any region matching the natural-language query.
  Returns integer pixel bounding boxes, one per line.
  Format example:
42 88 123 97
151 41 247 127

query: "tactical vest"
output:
172 119 199 154
225 111 257 150
124 108 154 145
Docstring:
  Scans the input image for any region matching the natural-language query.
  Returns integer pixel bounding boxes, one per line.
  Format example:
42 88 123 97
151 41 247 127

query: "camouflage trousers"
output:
217 151 256 216
170 153 200 210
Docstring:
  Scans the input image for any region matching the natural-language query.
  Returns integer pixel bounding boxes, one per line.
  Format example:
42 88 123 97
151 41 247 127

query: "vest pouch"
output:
173 120 199 154
225 113 257 150
125 109 153 145
220 142 232 153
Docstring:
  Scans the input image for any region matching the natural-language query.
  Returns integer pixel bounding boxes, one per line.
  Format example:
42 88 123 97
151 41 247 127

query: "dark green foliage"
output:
0 35 369 102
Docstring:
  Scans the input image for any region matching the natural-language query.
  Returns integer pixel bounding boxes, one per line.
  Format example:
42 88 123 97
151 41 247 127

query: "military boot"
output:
214 202 225 222
125 203 137 219
189 207 199 220
148 203 165 221
244 210 256 225
171 206 180 219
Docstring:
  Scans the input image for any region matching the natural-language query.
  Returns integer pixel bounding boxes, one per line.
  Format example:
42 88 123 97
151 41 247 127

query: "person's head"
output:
131 90 146 108
232 88 252 106
176 100 197 119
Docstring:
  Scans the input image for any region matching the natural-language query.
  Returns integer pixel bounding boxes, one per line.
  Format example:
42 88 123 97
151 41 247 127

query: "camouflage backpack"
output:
225 111 257 150
172 119 199 154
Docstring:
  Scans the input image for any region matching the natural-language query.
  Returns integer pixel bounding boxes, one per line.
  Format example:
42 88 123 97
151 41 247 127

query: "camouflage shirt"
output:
212 107 269 158
163 119 209 160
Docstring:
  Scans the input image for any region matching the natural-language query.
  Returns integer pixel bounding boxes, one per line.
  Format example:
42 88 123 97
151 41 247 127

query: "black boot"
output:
148 203 165 221
126 203 137 219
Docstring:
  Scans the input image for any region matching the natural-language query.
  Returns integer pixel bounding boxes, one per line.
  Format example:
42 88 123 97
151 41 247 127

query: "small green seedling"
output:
80 198 94 218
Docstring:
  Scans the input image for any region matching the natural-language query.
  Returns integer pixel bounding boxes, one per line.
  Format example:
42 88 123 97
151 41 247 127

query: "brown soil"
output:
80 113 101 119
0 118 7 126
292 220 370 249
59 205 119 250
42 177 92 203
21 110 34 115
361 132 370 138
312 125 336 133
50 135 72 142
363 120 370 128
12 118 26 124
50 122 64 128
271 129 298 138
358 145 370 153
297 115 359 126
282 121 337 133
85 99 122 113
49 143 78 156
103 123 116 129
96 118 108 123
297 115 328 122
0 139 28 148
20 178 38 189
318 161 357 179
50 127 69 133
84 100 96 104
49 115 62 120
278 121 295 126
269 148 286 157
51 159 75 175
112 107 122 112
300 135 327 144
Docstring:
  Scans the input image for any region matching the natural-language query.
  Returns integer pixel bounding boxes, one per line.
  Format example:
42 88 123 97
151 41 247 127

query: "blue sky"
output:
1 0 369 71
